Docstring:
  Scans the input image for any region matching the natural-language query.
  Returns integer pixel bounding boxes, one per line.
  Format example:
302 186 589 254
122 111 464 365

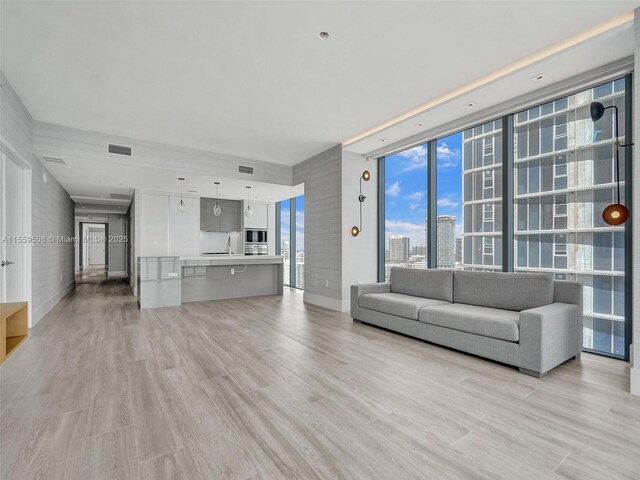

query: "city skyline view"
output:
384 135 464 251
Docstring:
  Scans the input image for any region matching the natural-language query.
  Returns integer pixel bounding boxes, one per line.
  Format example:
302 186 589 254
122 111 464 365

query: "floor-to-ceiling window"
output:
276 195 305 289
295 195 305 289
514 79 627 357
377 75 630 359
382 144 428 280
460 120 503 271
279 199 291 286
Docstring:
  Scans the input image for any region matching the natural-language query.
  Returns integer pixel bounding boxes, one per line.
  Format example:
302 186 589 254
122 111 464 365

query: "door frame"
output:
0 144 33 327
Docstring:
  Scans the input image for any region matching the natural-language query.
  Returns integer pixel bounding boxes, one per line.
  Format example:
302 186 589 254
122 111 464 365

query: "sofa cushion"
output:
359 293 450 320
419 303 520 342
390 268 454 302
453 271 553 311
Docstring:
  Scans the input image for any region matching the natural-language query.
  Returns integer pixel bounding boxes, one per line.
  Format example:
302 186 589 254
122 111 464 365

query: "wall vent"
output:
110 193 131 200
108 144 132 156
238 165 254 175
43 156 66 165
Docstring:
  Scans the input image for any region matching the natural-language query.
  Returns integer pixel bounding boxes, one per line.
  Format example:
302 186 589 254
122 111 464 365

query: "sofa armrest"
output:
519 302 583 375
350 283 391 319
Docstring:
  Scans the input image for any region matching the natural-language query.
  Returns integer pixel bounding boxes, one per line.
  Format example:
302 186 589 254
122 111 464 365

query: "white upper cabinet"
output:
169 196 199 256
244 202 268 229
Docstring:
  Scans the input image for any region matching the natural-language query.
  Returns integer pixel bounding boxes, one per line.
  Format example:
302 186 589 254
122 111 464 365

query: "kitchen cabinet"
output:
169 196 199 255
200 198 241 232
244 202 268 229
220 200 241 232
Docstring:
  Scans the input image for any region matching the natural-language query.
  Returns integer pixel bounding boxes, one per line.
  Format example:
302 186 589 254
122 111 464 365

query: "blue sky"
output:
385 132 463 249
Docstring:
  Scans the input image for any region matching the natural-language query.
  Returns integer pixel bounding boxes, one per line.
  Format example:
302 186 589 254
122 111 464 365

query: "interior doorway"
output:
0 150 32 324
78 222 107 270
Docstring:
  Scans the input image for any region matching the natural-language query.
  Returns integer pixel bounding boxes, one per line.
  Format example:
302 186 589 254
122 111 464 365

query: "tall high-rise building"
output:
459 79 626 356
461 119 503 272
282 240 290 285
436 216 456 268
389 235 410 263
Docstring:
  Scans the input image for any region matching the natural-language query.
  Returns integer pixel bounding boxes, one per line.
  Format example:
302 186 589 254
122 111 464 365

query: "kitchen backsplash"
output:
199 231 241 254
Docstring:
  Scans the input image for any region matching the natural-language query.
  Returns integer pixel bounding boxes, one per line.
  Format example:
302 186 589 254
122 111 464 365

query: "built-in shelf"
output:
1 301 28 364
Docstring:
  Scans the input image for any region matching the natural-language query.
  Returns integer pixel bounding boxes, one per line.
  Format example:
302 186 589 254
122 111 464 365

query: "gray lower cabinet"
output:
200 198 241 232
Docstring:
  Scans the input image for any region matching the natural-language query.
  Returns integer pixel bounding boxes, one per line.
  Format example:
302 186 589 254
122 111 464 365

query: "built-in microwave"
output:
245 229 267 244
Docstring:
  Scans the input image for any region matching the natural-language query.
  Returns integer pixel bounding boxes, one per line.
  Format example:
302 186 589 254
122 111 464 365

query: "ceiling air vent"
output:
43 156 66 165
238 165 254 175
110 193 131 200
108 144 132 156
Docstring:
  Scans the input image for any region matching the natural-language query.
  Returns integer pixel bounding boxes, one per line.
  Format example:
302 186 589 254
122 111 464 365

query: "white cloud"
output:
437 142 461 168
406 191 424 201
386 181 400 198
437 198 459 208
398 145 427 172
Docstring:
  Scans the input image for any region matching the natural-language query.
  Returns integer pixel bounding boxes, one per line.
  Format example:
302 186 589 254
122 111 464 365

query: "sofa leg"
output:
574 353 581 360
519 368 546 378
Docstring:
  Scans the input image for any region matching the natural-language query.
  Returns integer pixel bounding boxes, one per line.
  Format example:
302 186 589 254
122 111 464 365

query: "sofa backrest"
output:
390 268 453 302
453 271 554 311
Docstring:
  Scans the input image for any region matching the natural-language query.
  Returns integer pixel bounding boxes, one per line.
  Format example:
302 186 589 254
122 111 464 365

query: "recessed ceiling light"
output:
319 31 329 39
531 73 546 82
416 123 423 127
466 102 475 108
380 138 385 142
188 190 197 193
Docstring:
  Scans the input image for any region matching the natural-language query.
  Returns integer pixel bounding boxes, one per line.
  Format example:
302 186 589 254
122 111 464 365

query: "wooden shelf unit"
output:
1 302 28 364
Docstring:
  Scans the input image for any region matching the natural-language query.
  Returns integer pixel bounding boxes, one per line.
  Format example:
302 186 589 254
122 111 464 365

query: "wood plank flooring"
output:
1 273 639 479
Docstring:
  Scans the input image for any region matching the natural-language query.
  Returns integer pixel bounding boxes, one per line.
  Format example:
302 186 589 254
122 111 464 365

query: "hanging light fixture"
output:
177 177 186 213
351 170 371 236
213 181 222 216
245 186 253 218
589 101 633 225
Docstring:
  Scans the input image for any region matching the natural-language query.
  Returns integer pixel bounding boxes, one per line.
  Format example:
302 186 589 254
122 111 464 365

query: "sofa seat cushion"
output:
359 293 450 320
418 303 520 342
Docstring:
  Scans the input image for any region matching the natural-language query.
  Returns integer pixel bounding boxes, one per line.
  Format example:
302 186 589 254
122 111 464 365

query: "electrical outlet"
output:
231 268 235 275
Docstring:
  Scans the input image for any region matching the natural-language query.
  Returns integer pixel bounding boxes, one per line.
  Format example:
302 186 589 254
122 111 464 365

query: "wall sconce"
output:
590 101 633 225
351 170 371 236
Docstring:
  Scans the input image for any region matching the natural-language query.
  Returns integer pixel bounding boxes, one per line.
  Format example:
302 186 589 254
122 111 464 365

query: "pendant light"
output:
351 170 371 236
245 186 253 218
213 182 222 216
177 177 186 213
589 101 633 225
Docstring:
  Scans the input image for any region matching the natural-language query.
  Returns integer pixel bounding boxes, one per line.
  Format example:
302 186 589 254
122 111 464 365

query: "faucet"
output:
227 236 232 255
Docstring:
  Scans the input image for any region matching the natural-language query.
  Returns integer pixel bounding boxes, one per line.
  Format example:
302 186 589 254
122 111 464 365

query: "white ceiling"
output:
3 0 639 169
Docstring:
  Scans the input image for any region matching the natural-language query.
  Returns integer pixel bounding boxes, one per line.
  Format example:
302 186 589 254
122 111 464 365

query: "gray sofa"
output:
351 268 583 377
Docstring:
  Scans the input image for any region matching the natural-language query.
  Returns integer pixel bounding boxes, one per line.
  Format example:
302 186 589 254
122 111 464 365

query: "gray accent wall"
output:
292 144 343 310
291 145 378 312
1 71 75 325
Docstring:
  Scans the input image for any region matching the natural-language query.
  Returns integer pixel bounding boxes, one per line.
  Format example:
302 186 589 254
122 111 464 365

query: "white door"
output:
0 153 25 302
88 231 106 265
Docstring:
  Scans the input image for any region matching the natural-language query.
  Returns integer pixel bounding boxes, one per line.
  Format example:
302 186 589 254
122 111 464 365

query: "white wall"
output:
341 150 377 311
1 71 75 326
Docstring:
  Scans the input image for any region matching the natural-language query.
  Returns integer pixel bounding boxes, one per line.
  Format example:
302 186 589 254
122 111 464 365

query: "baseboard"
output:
32 280 75 327
303 292 345 312
631 367 640 396
108 270 127 277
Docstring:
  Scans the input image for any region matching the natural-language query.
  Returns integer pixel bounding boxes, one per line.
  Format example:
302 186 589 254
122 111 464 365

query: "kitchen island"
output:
137 255 284 309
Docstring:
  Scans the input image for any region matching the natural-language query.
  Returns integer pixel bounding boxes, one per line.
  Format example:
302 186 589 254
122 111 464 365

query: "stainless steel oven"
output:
245 229 267 244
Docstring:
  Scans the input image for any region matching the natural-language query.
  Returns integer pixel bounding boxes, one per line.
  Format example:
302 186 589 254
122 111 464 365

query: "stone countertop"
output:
179 255 284 266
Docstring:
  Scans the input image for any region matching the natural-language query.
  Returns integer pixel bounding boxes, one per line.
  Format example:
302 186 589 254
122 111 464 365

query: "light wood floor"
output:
1 276 639 480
